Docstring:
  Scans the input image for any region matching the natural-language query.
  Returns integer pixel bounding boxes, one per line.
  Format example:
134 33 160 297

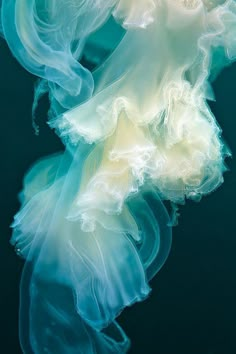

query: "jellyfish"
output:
1 0 236 353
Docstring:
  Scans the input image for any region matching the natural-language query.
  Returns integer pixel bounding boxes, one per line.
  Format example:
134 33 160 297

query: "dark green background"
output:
0 37 235 354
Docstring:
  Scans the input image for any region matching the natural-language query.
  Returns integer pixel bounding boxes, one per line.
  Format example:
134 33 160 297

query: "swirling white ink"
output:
1 0 236 353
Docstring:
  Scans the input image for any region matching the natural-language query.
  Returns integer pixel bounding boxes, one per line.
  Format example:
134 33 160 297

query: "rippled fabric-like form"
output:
1 0 236 353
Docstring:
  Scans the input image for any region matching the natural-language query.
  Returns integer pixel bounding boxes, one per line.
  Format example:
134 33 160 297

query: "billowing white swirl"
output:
1 0 235 353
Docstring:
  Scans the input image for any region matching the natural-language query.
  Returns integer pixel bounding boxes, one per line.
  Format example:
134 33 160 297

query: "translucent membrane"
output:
1 0 236 352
